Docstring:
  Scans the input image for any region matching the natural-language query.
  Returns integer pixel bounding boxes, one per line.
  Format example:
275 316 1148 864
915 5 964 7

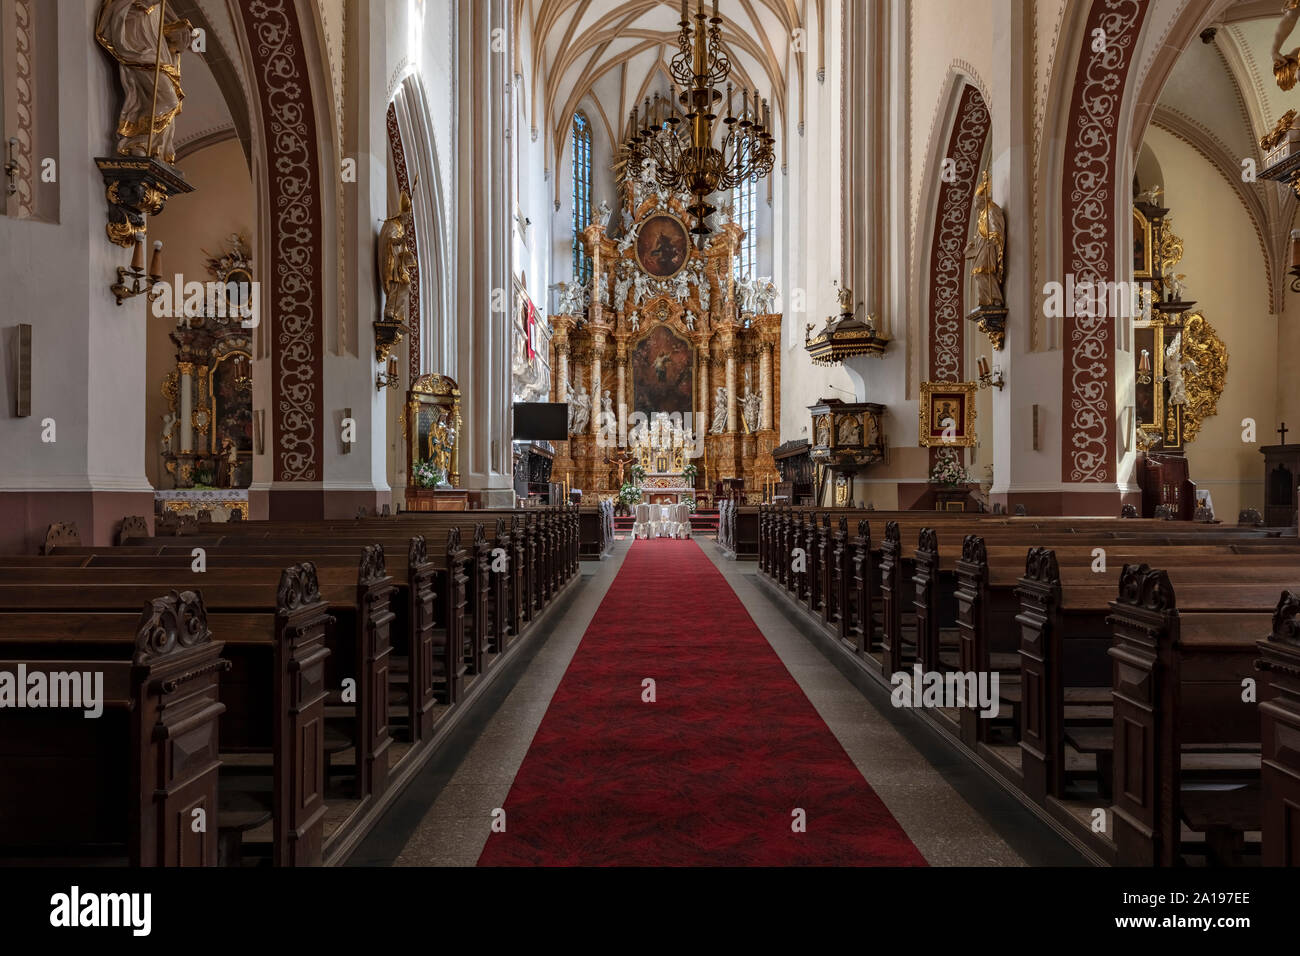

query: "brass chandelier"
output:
623 0 776 242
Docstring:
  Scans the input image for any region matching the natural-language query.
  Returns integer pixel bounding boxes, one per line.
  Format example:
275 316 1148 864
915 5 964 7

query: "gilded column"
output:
759 343 773 431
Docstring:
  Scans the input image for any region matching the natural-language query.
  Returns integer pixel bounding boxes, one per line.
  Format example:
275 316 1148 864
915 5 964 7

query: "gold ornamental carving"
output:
1179 311 1227 446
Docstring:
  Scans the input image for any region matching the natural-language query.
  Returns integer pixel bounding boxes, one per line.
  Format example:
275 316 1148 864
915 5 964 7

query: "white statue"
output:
161 412 177 454
698 277 712 314
1163 332 1199 406
754 278 778 314
1134 184 1164 206
673 270 691 301
736 277 758 314
614 271 632 312
633 271 651 305
629 310 641 331
710 386 728 434
683 310 696 331
1163 263 1187 302
595 200 612 228
618 228 637 255
742 388 760 434
600 389 615 427
569 384 592 435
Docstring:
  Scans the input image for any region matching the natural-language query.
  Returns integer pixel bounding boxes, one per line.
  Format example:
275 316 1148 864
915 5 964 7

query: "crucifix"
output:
606 449 637 485
1279 422 1290 445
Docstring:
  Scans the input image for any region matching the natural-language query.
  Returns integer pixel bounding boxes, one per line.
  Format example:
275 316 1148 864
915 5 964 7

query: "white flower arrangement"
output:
413 458 445 489
929 449 968 488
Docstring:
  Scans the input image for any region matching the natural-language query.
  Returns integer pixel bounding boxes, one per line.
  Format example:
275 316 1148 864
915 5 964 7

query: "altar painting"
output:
631 324 694 419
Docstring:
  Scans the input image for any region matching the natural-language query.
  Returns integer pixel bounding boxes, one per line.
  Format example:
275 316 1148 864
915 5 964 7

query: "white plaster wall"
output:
0 0 145 492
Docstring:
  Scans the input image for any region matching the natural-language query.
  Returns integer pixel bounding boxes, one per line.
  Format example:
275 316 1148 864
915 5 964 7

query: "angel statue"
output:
1134 184 1164 206
96 0 194 164
964 170 1006 309
754 278 778 314
1162 263 1187 303
710 386 729 435
1163 333 1200 407
379 191 416 326
161 411 177 455
683 310 696 331
629 310 641 332
1274 0 1300 91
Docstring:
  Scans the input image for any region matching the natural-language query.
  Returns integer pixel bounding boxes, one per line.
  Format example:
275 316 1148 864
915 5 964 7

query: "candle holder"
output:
111 237 166 306
977 359 1005 391
375 355 401 392
3 137 18 197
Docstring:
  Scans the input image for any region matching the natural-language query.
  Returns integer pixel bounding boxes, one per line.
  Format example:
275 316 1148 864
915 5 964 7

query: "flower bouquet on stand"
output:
929 448 968 487
413 458 446 489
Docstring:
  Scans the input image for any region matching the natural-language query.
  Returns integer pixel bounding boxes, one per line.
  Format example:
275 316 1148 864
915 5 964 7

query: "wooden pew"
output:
1257 591 1300 866
1108 564 1285 866
0 590 227 866
0 564 336 865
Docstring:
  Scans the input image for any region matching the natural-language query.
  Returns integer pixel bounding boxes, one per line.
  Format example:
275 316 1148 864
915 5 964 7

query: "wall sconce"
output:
111 235 165 306
977 356 1005 391
376 354 400 392
1289 230 1300 293
3 137 17 197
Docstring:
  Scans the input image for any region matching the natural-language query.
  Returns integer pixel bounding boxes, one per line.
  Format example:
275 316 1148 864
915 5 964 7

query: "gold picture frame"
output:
1133 207 1153 280
919 381 978 448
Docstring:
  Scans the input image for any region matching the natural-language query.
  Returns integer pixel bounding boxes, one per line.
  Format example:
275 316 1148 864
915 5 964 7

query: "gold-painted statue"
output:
965 170 1006 309
379 191 416 327
1274 0 1300 91
95 0 192 165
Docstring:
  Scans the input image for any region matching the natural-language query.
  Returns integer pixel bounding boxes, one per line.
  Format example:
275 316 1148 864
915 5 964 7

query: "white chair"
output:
676 502 691 538
632 503 651 540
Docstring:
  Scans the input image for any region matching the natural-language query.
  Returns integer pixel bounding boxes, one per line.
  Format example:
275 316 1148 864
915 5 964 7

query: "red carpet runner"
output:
477 538 927 866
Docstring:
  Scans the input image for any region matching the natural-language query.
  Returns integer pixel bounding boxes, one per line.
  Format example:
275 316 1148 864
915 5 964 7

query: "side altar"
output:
548 163 782 503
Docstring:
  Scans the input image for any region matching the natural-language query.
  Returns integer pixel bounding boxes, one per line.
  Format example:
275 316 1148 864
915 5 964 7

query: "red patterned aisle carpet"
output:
477 538 926 866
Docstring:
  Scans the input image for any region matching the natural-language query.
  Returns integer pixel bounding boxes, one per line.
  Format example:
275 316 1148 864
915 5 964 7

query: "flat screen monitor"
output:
513 402 568 441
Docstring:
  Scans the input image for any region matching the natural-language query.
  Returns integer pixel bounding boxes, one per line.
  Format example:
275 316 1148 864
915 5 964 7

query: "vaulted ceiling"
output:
515 0 807 173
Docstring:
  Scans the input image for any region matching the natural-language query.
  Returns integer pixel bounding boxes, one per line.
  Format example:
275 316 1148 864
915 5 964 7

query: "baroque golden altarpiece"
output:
549 176 782 502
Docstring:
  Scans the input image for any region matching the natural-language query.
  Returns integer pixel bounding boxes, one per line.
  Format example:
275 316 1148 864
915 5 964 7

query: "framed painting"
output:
919 381 977 448
630 323 695 418
1133 207 1153 279
635 214 691 278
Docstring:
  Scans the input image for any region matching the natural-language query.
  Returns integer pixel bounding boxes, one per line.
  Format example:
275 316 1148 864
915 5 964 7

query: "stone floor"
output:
350 536 1084 867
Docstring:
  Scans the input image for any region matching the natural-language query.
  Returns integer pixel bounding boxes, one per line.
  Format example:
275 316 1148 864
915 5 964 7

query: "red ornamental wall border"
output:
237 0 325 482
1059 0 1148 484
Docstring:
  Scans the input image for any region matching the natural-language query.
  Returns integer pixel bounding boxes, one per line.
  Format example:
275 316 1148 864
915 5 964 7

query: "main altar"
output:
549 163 782 503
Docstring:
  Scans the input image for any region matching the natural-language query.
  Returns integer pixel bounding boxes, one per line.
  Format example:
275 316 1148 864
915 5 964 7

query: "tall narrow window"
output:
733 175 756 279
571 112 592 284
